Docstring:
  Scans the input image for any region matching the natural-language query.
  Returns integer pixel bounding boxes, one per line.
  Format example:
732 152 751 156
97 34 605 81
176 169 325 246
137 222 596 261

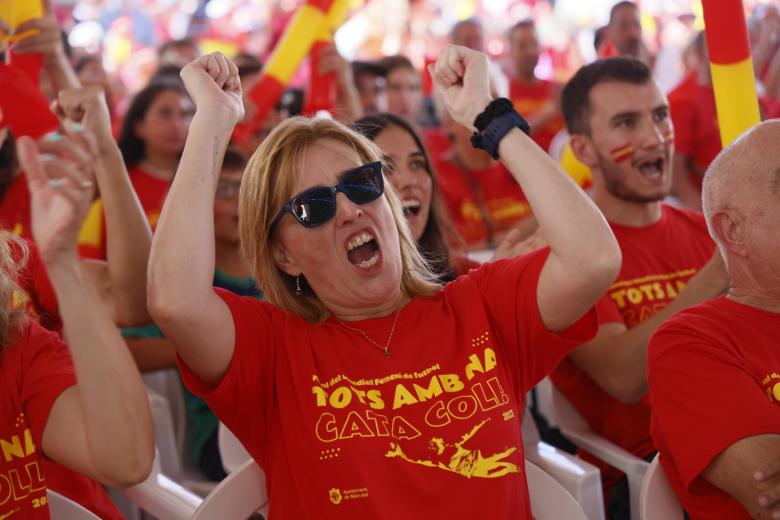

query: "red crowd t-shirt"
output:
0 321 76 519
10 243 123 520
649 297 780 520
668 73 722 192
433 158 532 248
78 165 170 260
178 249 598 519
509 79 564 153
550 204 714 483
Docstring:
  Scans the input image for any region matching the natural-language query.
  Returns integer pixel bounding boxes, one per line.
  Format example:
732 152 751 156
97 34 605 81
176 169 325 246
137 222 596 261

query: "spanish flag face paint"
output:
610 142 636 163
662 130 675 145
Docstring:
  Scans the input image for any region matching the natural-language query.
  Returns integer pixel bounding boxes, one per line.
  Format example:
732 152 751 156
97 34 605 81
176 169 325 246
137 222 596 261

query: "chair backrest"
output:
146 386 185 480
144 370 188 463
47 490 101 520
522 408 541 445
526 460 589 520
547 382 591 431
218 422 252 475
640 455 684 520
191 459 269 520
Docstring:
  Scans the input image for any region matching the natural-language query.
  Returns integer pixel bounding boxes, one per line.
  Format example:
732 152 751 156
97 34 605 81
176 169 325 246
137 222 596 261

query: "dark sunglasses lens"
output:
342 165 383 205
292 188 336 227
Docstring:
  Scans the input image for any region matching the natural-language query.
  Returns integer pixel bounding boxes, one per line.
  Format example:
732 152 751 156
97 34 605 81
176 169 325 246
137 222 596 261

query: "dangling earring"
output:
295 275 303 296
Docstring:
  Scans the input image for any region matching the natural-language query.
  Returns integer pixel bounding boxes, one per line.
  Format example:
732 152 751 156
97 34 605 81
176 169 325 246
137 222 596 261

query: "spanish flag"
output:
702 0 761 147
610 143 636 163
233 0 339 145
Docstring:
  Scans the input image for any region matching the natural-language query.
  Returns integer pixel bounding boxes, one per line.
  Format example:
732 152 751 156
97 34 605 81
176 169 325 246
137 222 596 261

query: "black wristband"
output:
473 98 515 132
470 98 530 160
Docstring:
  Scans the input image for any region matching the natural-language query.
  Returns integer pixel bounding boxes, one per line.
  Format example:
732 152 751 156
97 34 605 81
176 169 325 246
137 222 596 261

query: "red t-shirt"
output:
668 73 722 191
0 321 76 519
0 174 32 239
11 244 123 520
509 79 564 153
434 158 531 248
550 204 714 483
420 127 452 166
648 297 780 520
78 165 170 260
178 249 598 518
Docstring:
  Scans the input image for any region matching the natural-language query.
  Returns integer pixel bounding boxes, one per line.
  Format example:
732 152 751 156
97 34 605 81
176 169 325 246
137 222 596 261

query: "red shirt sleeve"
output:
470 248 599 390
21 322 77 445
176 288 278 467
648 320 780 488
595 293 624 325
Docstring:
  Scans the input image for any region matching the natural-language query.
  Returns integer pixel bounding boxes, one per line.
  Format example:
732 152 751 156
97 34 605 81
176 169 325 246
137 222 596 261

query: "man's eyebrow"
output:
609 110 641 123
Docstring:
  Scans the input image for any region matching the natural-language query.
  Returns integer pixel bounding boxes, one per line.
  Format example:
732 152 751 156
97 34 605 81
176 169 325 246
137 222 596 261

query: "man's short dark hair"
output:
609 1 638 25
561 57 653 135
507 19 535 41
379 55 415 77
158 38 198 57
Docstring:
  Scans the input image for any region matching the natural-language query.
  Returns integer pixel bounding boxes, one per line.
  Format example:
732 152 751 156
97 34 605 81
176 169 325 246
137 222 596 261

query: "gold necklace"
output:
337 308 402 358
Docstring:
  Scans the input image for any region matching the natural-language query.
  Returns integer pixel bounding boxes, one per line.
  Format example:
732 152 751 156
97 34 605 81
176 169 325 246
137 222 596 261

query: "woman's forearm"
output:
148 109 231 316
497 128 618 272
46 258 154 483
94 141 153 326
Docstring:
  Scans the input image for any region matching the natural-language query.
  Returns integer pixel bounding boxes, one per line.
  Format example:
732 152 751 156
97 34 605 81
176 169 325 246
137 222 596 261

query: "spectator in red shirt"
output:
552 56 727 519
507 19 564 153
78 77 193 259
432 96 533 250
147 48 620 518
380 55 424 127
648 120 780 520
668 31 721 211
0 131 154 520
606 1 654 66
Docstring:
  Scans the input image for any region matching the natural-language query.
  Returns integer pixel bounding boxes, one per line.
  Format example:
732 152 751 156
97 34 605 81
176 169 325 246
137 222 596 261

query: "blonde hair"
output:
239 116 442 323
0 232 29 347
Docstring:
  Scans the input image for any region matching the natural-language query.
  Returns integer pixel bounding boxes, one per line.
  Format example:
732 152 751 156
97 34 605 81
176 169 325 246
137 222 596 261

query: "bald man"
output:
648 120 780 520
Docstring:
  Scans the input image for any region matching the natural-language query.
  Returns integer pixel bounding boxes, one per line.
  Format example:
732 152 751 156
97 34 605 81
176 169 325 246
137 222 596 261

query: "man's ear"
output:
569 133 599 169
272 242 300 277
711 209 748 258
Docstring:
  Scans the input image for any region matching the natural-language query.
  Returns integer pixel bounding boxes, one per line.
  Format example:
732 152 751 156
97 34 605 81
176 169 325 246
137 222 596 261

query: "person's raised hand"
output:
427 45 493 131
54 86 113 151
17 136 96 267
317 44 352 86
180 52 244 126
11 0 63 64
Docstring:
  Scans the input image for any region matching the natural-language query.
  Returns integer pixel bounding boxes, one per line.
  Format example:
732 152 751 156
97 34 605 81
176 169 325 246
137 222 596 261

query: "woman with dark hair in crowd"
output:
353 113 459 279
79 78 193 259
148 48 619 518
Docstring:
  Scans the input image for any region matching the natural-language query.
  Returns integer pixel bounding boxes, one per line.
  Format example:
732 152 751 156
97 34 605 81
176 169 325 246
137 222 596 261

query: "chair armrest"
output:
560 427 650 478
526 441 606 520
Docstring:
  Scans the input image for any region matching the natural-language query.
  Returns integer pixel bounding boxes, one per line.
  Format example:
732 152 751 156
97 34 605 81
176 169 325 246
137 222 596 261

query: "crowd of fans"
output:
1 0 780 519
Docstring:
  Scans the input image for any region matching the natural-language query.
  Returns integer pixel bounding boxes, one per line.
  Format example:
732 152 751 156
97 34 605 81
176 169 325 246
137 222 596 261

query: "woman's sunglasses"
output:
270 161 384 229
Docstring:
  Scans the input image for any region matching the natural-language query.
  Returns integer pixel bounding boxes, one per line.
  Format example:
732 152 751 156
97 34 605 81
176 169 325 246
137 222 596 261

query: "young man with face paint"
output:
550 57 728 519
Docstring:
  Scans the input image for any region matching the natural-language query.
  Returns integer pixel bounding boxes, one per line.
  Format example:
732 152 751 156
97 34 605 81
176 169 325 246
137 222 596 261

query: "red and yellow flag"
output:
702 0 761 147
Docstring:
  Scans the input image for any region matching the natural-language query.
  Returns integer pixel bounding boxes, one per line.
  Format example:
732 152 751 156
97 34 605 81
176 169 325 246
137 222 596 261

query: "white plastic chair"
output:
122 449 203 520
523 409 606 520
640 455 684 520
218 422 251 474
145 378 218 496
526 460 589 520
191 459 269 520
546 383 650 520
47 490 101 520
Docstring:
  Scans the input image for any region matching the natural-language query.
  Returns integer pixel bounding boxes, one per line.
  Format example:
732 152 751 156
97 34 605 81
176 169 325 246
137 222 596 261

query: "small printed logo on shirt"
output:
328 487 368 505
761 373 780 403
